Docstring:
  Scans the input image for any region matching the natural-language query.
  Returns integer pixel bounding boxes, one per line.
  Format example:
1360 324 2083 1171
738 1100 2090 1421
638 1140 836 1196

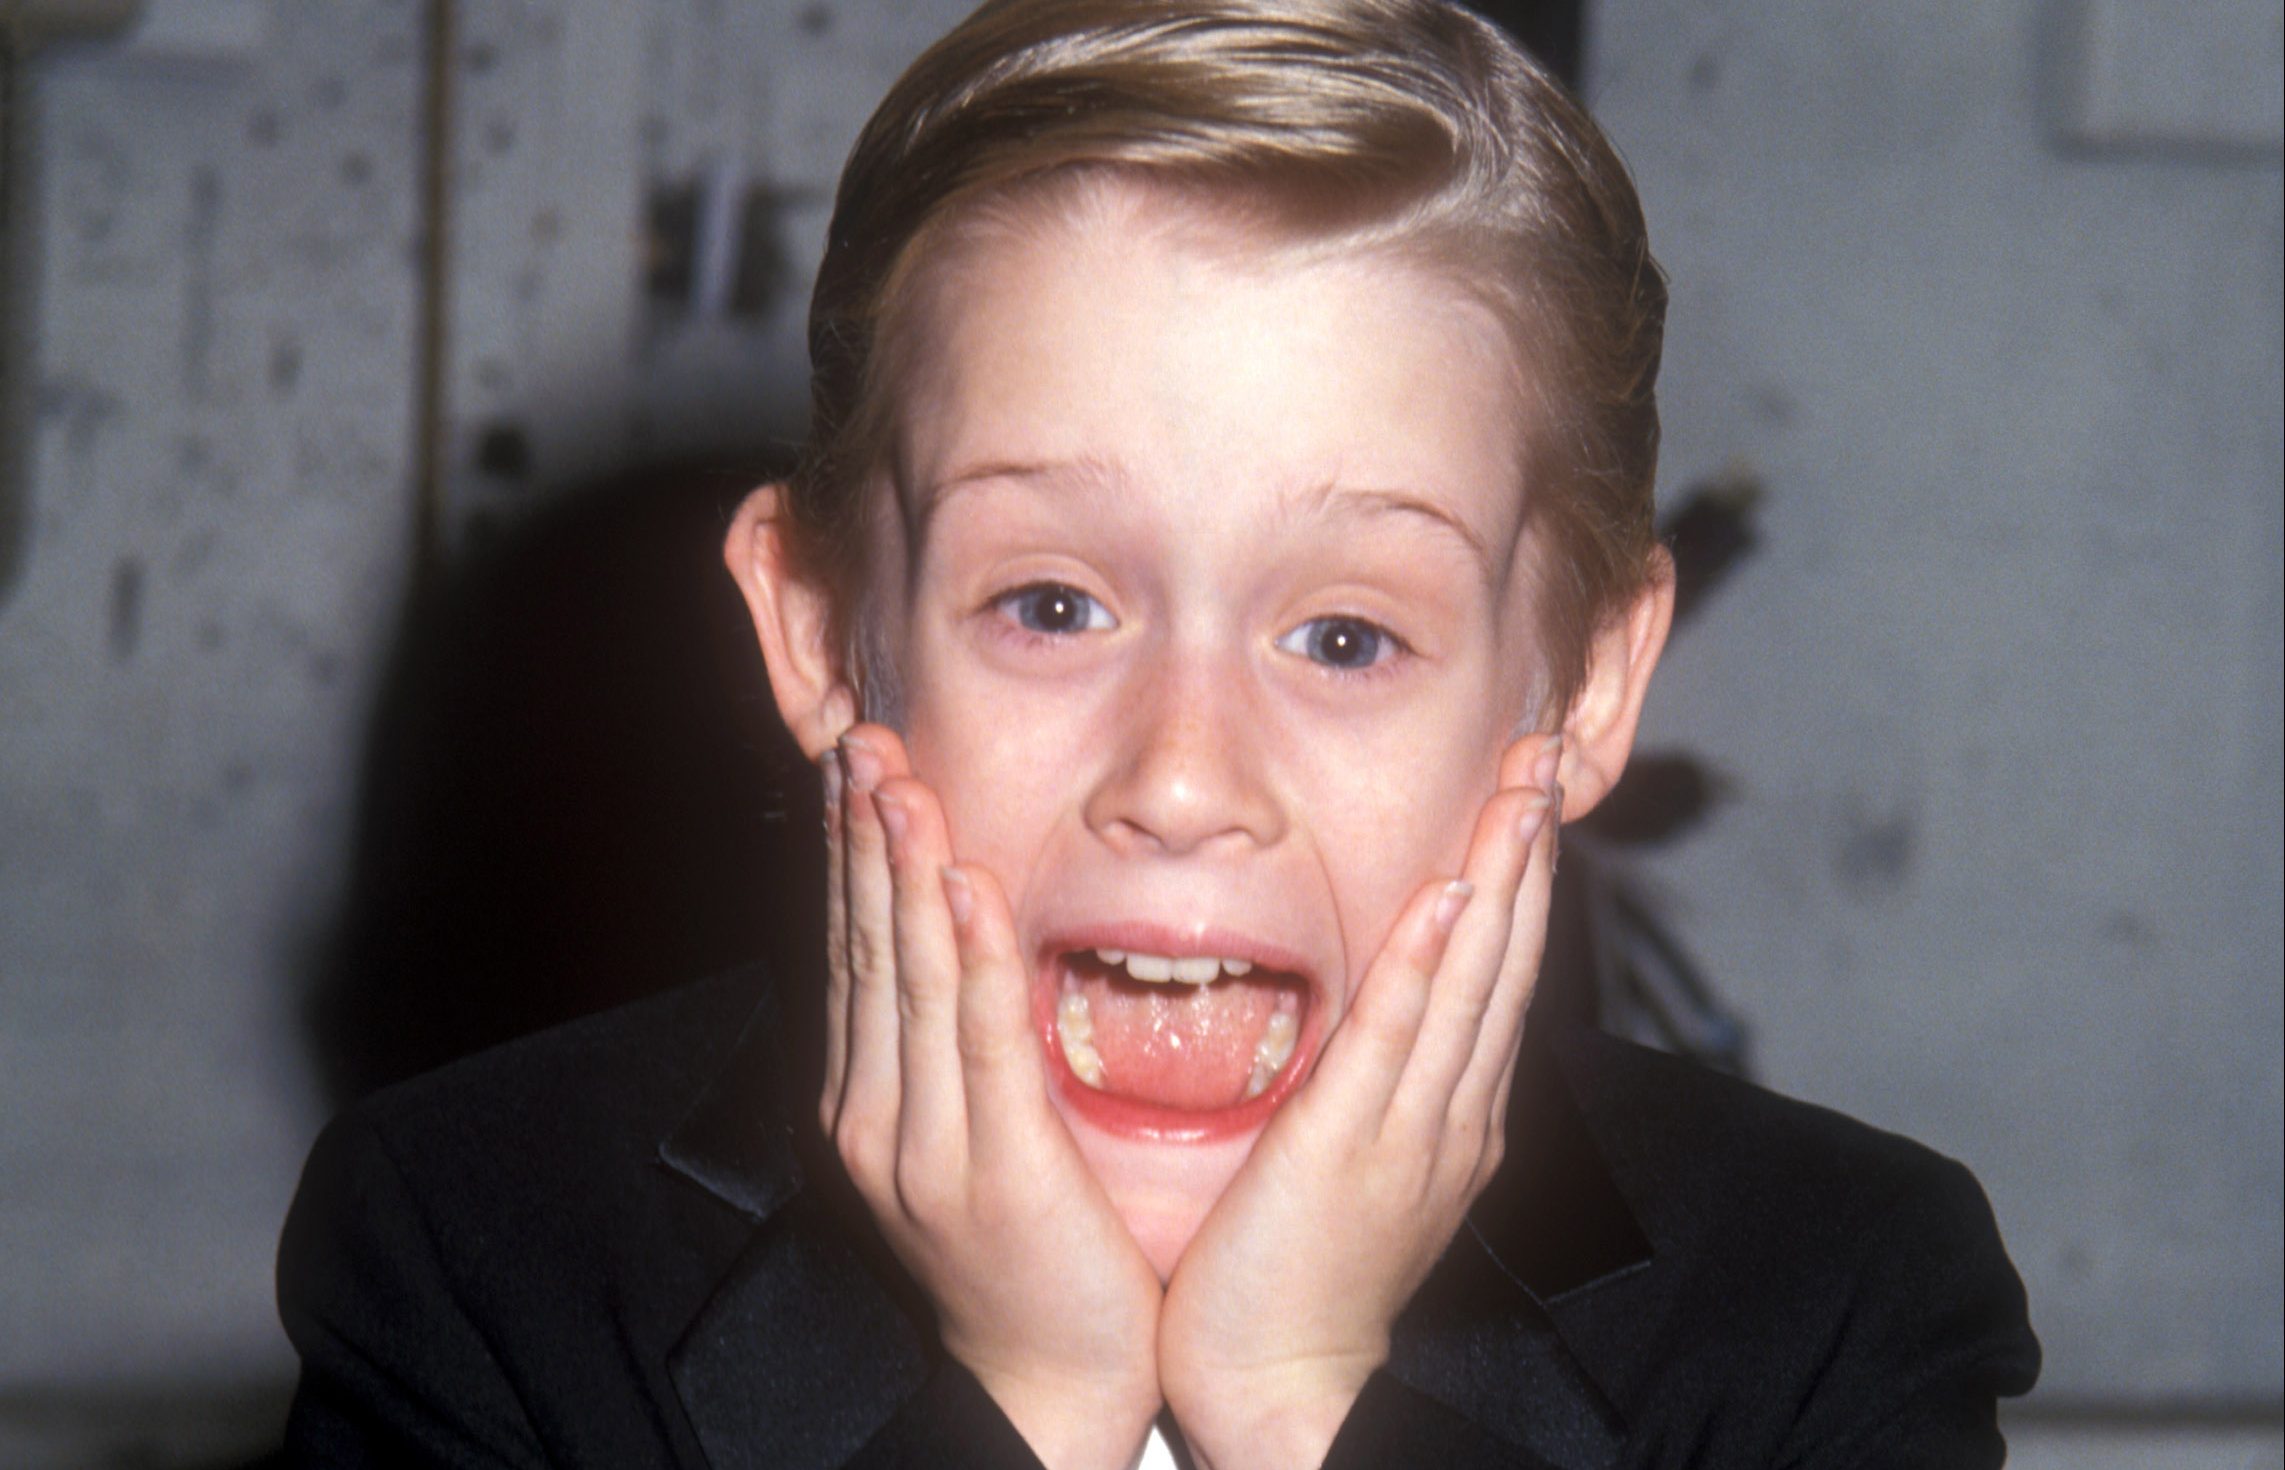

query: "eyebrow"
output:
923 455 1123 508
921 458 1496 579
1294 481 1497 582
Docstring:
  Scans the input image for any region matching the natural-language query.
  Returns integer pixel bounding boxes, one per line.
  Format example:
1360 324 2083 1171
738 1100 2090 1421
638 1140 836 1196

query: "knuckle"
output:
834 1113 890 1183
893 1156 955 1221
1354 996 1422 1052
898 983 945 1030
955 1021 1018 1070
848 926 890 979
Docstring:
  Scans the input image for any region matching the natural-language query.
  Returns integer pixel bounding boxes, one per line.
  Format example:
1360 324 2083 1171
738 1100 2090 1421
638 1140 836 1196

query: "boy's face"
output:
862 187 1552 1276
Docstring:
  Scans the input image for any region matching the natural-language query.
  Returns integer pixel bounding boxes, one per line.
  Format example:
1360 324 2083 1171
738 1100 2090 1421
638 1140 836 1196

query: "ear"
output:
1556 548 1676 820
723 485 857 759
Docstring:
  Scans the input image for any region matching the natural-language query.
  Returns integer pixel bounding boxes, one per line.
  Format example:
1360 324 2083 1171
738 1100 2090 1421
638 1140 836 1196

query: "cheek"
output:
898 661 1100 890
1325 772 1489 962
1289 711 1509 994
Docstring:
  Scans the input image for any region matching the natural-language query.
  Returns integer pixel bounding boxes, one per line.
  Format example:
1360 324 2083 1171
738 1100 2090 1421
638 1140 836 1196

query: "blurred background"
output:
0 0 2277 1466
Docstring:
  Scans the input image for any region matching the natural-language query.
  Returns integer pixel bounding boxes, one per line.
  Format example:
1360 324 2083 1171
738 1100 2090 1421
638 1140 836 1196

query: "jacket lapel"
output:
664 1197 931 1470
657 977 931 1470
1381 1022 1660 1470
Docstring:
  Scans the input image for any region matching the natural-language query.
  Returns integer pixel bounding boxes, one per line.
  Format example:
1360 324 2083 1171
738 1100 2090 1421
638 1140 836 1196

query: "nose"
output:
1082 642 1286 857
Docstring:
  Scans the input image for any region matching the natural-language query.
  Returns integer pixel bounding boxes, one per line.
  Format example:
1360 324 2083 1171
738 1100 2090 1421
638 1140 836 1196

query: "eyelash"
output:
980 583 1412 681
985 581 1115 645
1276 615 1413 682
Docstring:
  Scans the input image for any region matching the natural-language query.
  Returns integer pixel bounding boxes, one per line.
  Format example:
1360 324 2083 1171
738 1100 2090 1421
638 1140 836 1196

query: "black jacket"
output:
276 966 2039 1468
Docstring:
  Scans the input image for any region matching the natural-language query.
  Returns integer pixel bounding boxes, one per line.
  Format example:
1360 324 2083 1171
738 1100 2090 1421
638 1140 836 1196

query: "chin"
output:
1057 1101 1261 1281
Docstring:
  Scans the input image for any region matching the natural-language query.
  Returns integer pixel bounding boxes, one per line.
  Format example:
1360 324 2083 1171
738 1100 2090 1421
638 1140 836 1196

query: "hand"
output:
823 724 1165 1470
1155 734 1563 1470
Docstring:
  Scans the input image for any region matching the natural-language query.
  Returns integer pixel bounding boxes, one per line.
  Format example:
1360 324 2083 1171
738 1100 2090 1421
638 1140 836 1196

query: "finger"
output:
835 726 911 1135
875 775 968 1160
943 863 1051 1130
820 749 851 1125
1498 728 1561 792
1448 777 1560 1131
1302 878 1472 1136
1385 783 1547 1126
1484 1028 1527 1163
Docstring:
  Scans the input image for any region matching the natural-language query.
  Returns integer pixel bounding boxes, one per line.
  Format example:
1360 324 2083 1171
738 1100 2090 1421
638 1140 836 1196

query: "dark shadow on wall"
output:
306 460 822 1105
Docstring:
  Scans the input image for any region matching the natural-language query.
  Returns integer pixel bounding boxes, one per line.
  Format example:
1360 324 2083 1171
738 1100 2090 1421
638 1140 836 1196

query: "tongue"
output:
1075 971 1285 1111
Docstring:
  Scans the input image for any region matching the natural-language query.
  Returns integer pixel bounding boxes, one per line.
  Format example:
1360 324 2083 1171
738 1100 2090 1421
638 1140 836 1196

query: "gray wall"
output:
1591 0 2284 1429
0 2 973 1463
3 0 426 1410
0 0 2277 1464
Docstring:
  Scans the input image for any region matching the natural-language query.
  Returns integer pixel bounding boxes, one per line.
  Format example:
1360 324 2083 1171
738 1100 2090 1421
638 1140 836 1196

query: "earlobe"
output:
723 485 857 758
1556 549 1676 819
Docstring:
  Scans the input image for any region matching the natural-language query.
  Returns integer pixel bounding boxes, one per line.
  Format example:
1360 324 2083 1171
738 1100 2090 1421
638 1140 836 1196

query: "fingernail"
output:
820 748 843 806
941 866 975 929
873 786 909 843
839 733 882 794
1532 734 1564 795
1518 791 1552 846
1434 880 1475 933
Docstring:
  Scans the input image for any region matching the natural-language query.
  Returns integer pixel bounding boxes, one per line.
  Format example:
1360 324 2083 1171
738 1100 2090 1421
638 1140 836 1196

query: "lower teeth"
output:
1243 1008 1299 1099
1056 992 1105 1086
1055 985 1299 1102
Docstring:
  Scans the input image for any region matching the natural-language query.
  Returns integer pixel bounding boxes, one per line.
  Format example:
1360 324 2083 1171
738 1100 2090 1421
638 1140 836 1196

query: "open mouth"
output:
1037 940 1317 1142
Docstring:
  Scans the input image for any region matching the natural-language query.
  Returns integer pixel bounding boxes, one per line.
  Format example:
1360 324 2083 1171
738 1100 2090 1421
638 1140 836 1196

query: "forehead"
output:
881 182 1536 559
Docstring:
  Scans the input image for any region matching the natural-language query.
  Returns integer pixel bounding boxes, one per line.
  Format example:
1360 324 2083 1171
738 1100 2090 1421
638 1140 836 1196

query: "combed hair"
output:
786 0 1666 712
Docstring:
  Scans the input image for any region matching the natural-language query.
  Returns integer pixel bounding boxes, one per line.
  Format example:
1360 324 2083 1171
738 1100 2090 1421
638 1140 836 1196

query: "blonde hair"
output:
786 0 1666 711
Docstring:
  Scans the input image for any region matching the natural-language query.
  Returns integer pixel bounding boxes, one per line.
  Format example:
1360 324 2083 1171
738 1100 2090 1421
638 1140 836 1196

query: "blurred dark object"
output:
309 460 815 1104
644 164 811 322
4 7 145 612
1664 464 1764 628
1578 753 1724 847
1463 0 1586 89
1542 469 1766 1077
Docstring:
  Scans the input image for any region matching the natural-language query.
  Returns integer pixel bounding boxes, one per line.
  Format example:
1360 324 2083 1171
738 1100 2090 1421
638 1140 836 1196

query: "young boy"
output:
278 2 2038 1466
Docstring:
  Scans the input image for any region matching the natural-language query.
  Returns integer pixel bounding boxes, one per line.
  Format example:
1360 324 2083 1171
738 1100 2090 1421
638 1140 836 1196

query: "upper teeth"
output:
1094 949 1255 984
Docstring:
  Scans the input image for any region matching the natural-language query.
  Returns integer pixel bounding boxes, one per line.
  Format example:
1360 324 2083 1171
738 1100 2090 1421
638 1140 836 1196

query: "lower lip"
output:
1034 963 1317 1143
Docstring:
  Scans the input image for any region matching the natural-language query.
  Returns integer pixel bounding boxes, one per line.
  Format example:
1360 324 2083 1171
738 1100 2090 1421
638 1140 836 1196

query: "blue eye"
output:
1279 616 1400 671
997 582 1114 635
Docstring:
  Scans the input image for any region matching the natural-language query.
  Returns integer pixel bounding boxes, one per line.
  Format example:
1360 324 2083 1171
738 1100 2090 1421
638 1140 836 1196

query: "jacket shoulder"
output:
1553 1025 1974 1225
276 968 780 1466
343 966 768 1183
1545 1027 2040 1465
